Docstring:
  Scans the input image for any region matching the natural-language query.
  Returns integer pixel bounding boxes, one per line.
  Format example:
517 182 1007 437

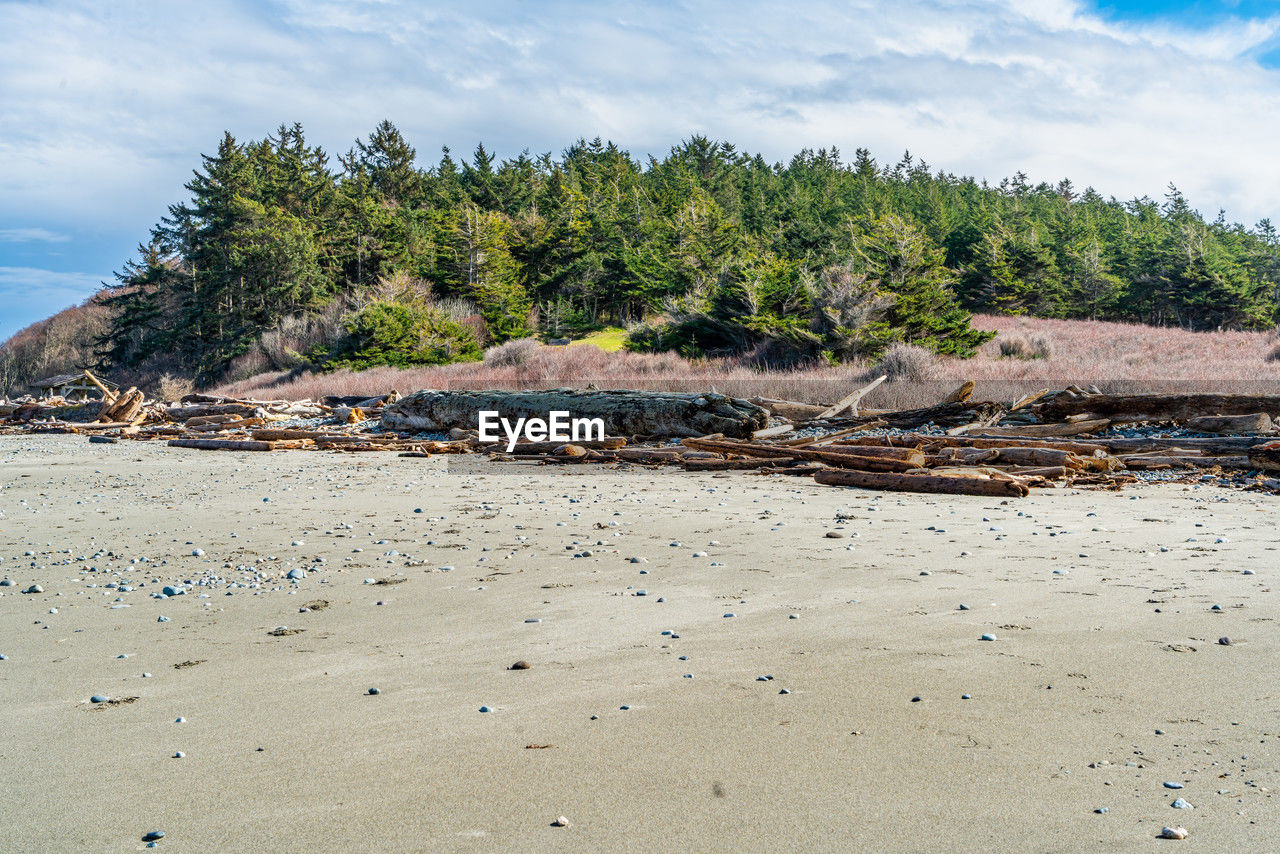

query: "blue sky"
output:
3 0 1280 340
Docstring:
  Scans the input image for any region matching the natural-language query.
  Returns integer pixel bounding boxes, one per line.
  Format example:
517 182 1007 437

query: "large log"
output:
956 419 1111 438
381 389 768 438
814 468 1030 497
1186 413 1272 434
168 438 276 451
166 403 259 421
682 437 925 471
839 434 1110 455
1037 393 1280 422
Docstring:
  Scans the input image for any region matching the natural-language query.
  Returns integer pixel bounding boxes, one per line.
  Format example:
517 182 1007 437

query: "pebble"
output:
161 585 184 596
0 654 7 661
824 532 845 539
957 604 970 610
157 615 170 622
192 549 204 556
1157 826 1188 840
551 815 570 827
910 696 922 703
788 613 798 619
142 831 165 842
1243 569 1255 575
175 717 185 723
286 568 306 580
1163 781 1184 789
1170 798 1192 809
723 613 736 618
1094 807 1108 814
367 687 380 695
90 695 108 703
524 618 541 624
961 694 971 700
778 688 790 695
620 705 630 710
980 633 997 641
173 751 184 758
1218 637 1231 646
479 706 492 713
24 584 43 594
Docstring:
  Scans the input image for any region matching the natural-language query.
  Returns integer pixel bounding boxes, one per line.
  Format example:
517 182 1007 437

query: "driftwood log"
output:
168 438 275 451
1037 393 1280 422
814 468 1030 497
382 389 768 438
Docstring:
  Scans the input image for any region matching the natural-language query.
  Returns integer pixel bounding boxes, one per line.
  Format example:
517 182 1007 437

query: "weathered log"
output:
1186 413 1272 434
752 423 795 440
941 381 975 404
1037 393 1280 422
168 438 276 451
958 419 1111 438
682 437 925 471
840 400 1006 429
748 398 830 421
839 434 1111 455
251 428 325 441
683 458 797 471
814 468 1030 497
1119 454 1254 470
166 403 259 421
382 389 768 438
935 446 1086 470
1246 444 1280 472
816 375 887 419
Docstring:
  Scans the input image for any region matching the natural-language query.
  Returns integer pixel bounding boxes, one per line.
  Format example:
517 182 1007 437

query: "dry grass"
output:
212 314 1280 410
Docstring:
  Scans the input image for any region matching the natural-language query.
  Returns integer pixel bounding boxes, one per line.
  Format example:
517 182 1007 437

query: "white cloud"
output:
0 228 69 243
0 0 1279 238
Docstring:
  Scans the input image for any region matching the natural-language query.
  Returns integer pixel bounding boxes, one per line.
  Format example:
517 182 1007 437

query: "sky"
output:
3 0 1280 341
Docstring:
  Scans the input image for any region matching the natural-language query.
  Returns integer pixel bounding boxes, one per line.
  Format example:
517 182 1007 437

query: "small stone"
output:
723 613 736 618
1170 798 1192 809
173 751 184 758
1094 807 1109 814
524 618 541 624
157 615 170 622
619 705 630 710
1242 569 1255 575
1157 826 1188 840
910 696 922 703
142 831 165 842
958 604 970 610
509 660 530 670
479 706 492 713
961 694 971 700
825 532 845 539
778 688 790 695
1163 781 1184 789
919 570 930 576
192 549 204 557
367 687 380 695
175 717 185 723
1218 636 1231 645
286 568 306 580
551 816 570 827
90 695 109 703
23 584 43 594
788 613 798 619
980 633 997 641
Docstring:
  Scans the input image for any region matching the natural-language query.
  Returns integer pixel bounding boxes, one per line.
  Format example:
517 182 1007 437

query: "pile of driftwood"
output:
7 375 1280 497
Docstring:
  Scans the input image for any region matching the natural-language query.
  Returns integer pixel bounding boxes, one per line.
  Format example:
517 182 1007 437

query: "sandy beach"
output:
0 435 1275 852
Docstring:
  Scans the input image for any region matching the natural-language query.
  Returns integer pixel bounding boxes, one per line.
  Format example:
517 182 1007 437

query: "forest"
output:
7 120 1280 391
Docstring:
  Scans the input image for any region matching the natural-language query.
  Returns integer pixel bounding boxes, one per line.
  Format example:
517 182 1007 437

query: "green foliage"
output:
99 123 1280 385
320 301 481 370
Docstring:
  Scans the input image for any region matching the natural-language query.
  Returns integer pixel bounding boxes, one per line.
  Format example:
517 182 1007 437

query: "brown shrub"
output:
875 343 939 383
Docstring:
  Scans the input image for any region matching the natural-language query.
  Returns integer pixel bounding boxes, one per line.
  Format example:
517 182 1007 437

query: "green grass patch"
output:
567 326 629 352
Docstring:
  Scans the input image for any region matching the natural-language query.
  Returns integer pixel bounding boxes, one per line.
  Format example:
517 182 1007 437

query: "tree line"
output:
94 121 1280 383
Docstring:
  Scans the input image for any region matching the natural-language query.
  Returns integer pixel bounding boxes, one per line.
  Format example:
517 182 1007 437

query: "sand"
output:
0 435 1275 851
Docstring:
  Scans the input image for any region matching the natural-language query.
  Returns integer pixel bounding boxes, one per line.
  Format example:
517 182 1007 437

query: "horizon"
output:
5 0 1280 339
